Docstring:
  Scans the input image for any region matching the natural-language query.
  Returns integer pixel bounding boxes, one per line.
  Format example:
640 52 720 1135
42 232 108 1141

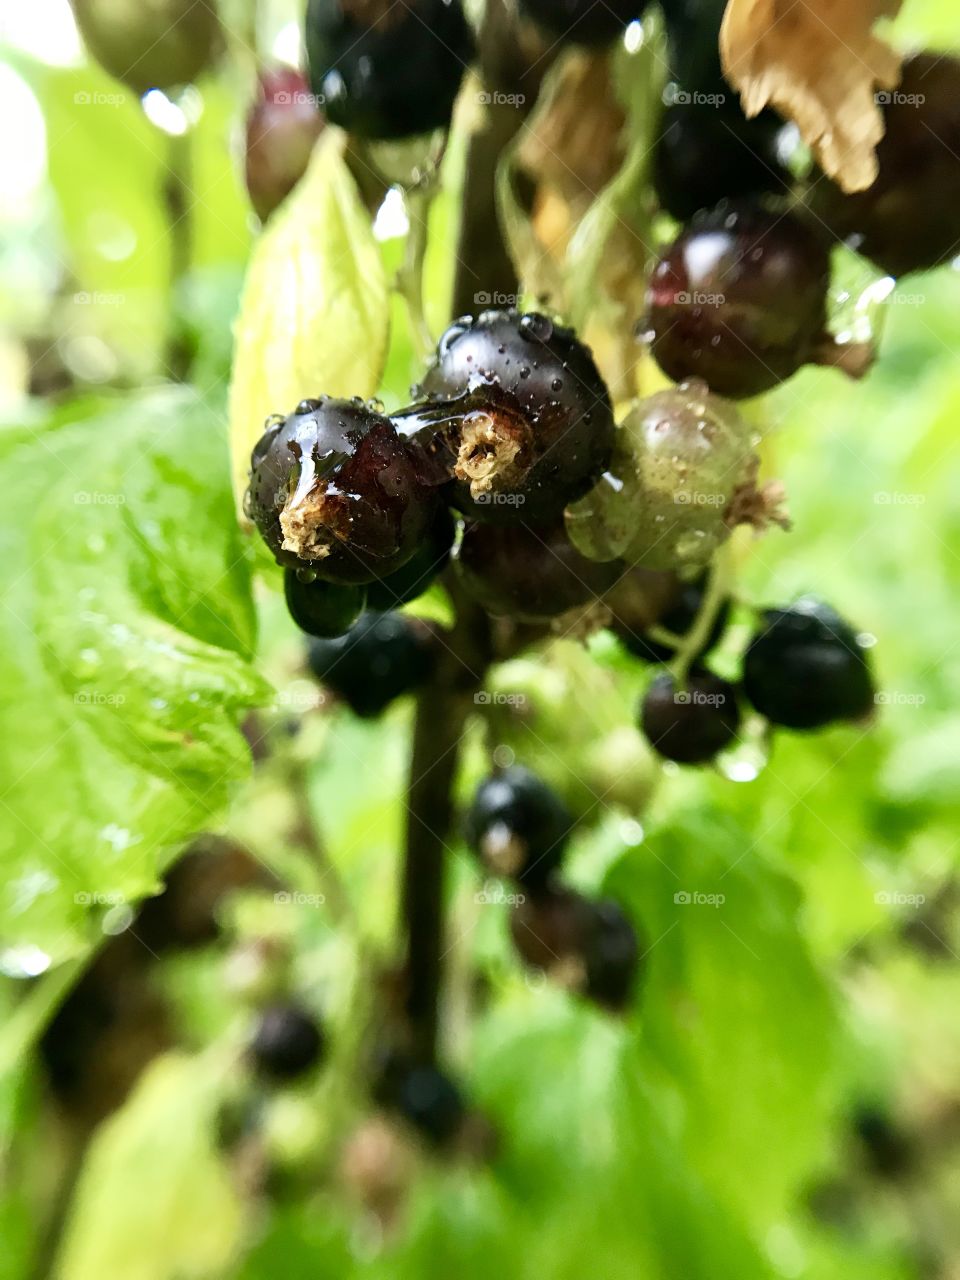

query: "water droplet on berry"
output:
438 317 473 358
551 378 563 392
492 744 515 768
519 313 553 342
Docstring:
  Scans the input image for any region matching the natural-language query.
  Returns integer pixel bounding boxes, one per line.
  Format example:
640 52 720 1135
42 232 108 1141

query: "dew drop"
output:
519 313 553 342
551 377 563 392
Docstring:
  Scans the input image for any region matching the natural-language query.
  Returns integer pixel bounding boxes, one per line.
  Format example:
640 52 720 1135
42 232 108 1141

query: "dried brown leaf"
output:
720 0 903 191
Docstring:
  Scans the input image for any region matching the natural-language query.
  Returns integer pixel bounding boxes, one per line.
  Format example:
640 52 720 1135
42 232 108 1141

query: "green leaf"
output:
228 132 390 505
0 389 267 965
54 1052 243 1280
607 810 843 1232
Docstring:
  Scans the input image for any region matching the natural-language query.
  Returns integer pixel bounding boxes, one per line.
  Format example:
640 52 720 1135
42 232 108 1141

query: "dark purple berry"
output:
365 507 455 611
247 397 434 585
373 1050 466 1146
518 0 646 46
419 310 615 524
456 519 622 621
510 885 641 1009
284 568 365 637
465 766 572 886
639 670 740 763
654 103 789 222
306 610 435 717
245 67 324 222
250 1003 325 1081
305 0 474 141
742 599 874 730
808 53 960 278
644 202 838 398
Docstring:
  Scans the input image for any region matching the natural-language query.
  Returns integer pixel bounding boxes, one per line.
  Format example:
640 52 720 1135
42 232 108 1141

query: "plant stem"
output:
163 130 193 381
397 185 435 364
399 588 491 1062
670 543 735 687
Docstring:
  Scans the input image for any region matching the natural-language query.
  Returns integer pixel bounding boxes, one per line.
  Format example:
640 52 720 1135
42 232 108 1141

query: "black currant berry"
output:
639 670 740 763
373 1051 466 1146
644 202 845 398
418 311 615 524
518 0 645 46
71 0 220 93
510 886 641 1010
365 507 456 611
284 569 365 638
660 0 736 105
465 766 572 886
305 0 474 140
456 519 622 621
615 572 730 663
247 397 434 584
654 104 789 223
742 599 874 730
306 611 436 718
245 67 324 222
250 1003 325 1081
808 53 960 278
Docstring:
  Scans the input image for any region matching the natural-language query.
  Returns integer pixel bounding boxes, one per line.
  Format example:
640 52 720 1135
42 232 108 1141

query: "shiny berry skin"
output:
284 569 365 638
518 0 646 46
644 203 832 398
615 572 730 663
742 600 874 730
510 886 641 1010
71 0 220 93
306 611 435 718
305 0 474 141
373 1051 465 1145
456 519 623 621
808 53 960 278
366 507 455 611
654 104 789 222
247 397 434 585
660 0 735 103
640 670 740 763
419 311 616 524
250 1003 325 1081
465 766 573 886
245 67 323 222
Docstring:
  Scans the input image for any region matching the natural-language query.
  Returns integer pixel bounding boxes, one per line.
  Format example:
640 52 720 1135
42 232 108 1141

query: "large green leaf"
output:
228 132 390 505
0 389 267 965
54 1052 242 1280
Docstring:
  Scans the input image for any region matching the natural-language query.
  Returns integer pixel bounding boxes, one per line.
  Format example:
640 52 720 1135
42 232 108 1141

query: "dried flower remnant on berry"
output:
720 0 903 193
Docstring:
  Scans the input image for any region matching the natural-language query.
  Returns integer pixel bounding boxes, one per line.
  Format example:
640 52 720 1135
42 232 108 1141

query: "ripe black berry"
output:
419 311 615 524
247 397 434 584
72 0 220 93
245 67 324 222
250 1003 325 1081
465 766 572 886
639 670 740 763
654 104 789 223
284 569 365 638
373 1051 466 1146
306 611 436 717
518 0 646 46
808 53 960 278
615 572 730 663
660 0 738 104
456 519 622 621
305 0 474 141
510 886 641 1009
365 507 455 611
643 203 840 398
742 599 874 730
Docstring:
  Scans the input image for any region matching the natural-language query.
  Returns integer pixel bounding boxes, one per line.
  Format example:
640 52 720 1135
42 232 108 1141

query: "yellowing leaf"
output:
55 1053 242 1280
720 0 903 192
228 132 389 509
